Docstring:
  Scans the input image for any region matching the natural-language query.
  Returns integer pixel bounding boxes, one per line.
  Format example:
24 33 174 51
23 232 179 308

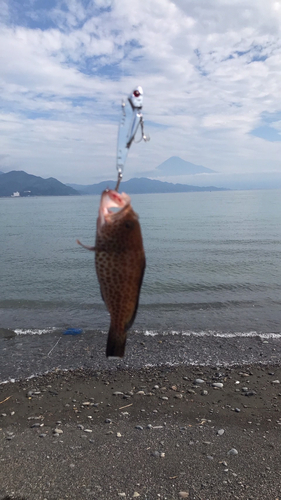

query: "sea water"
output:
1 190 281 379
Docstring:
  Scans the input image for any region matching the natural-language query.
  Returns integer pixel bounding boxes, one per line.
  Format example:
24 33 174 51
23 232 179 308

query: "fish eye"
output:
124 220 134 230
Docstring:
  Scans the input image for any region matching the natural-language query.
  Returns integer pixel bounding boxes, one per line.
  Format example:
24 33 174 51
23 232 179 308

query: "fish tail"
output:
106 325 127 358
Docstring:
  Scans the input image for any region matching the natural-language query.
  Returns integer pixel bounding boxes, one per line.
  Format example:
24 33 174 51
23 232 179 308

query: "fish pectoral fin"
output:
76 239 96 251
106 325 126 358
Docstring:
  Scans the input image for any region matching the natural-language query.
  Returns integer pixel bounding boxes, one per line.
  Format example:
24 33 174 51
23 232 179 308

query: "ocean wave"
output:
144 329 281 339
14 327 58 336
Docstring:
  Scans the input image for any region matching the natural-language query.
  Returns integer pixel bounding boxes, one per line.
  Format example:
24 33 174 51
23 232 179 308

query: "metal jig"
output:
115 86 149 191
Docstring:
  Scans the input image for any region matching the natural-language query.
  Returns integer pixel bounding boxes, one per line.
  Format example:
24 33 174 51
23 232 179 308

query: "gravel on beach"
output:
1 363 281 500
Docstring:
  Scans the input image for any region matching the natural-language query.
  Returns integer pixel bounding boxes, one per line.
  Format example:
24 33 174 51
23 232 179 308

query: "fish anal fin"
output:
76 239 96 251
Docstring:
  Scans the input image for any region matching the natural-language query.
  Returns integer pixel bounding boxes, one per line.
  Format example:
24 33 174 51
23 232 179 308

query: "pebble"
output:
212 383 223 389
174 393 183 399
105 418 112 424
39 433 47 438
235 408 241 413
118 494 126 497
135 425 143 430
194 379 205 385
153 385 159 389
179 493 189 498
201 390 208 396
272 380 280 384
228 448 238 456
217 429 225 436
147 424 153 429
77 424 84 430
136 391 145 395
84 429 93 433
161 396 169 400
244 391 257 397
53 428 63 434
187 389 196 394
152 451 160 457
113 392 124 396
133 493 140 498
116 432 122 438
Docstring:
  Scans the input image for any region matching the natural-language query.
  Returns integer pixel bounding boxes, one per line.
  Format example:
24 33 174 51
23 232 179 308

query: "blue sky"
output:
0 0 281 184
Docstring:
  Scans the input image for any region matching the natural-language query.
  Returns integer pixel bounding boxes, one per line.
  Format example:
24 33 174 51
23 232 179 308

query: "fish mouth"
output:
98 189 131 230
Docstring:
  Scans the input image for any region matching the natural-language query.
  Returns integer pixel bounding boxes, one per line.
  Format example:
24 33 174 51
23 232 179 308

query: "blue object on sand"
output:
63 328 83 335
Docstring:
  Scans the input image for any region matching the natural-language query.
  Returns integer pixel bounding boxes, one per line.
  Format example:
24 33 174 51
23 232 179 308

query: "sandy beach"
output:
1 362 281 500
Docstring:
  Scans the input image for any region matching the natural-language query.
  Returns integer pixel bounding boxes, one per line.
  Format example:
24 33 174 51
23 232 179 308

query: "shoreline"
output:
1 362 281 499
1 329 281 384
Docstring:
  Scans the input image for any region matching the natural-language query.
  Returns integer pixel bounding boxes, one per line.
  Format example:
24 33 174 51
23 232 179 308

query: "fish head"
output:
96 189 143 249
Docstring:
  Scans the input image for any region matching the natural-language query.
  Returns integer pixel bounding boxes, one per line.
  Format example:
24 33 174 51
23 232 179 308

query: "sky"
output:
0 0 281 186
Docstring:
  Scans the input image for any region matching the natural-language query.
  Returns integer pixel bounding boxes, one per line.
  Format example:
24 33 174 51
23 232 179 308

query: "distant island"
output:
67 177 226 195
0 171 79 197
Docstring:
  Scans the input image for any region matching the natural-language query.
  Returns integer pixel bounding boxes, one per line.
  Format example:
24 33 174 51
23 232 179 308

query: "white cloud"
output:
0 0 280 183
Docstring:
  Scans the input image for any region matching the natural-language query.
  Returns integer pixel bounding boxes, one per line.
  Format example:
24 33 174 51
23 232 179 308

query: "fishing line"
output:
47 337 61 357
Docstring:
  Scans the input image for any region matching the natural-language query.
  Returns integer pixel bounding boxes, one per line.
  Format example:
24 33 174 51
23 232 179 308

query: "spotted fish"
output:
78 189 145 358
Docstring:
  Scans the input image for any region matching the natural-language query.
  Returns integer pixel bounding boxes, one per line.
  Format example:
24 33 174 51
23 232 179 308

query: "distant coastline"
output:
0 169 227 197
67 177 228 195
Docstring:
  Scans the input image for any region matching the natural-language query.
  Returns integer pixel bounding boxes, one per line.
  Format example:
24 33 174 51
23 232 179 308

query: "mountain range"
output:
141 156 216 177
67 177 225 195
0 171 79 197
0 157 225 197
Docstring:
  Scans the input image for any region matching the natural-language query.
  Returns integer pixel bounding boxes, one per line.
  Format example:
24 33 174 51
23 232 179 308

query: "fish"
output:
77 189 145 358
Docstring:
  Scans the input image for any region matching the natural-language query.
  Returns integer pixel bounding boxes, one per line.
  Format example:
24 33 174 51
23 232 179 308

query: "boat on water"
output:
11 191 20 197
